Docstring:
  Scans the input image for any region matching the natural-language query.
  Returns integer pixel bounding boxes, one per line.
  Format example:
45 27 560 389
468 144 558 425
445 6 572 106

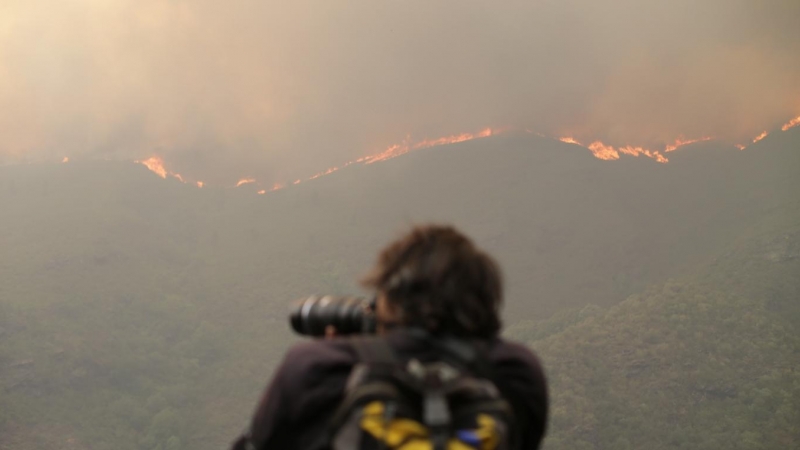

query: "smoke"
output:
1 0 798 183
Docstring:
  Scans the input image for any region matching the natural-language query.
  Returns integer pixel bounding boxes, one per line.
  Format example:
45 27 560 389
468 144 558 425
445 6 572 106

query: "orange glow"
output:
587 141 621 161
363 128 495 164
559 137 581 145
136 156 190 183
413 128 493 149
619 145 669 163
781 115 800 131
134 114 800 192
363 144 406 164
230 127 502 193
62 156 69 163
561 136 667 162
308 166 339 180
257 189 266 195
664 136 712 152
138 156 168 178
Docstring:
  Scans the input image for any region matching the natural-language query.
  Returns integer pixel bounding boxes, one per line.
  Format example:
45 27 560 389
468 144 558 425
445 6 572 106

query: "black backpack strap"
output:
405 328 496 380
406 330 519 449
351 336 399 367
329 336 402 448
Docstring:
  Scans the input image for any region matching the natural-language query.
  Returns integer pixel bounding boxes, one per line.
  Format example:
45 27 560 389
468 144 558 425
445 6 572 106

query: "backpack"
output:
329 333 515 450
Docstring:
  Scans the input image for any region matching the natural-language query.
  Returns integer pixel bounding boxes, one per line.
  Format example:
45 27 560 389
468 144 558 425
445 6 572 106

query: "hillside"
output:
514 200 800 449
0 131 798 449
2 130 797 320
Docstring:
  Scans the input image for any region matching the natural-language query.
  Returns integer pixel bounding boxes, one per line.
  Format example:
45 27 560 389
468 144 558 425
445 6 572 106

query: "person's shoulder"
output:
487 339 549 448
284 338 359 366
275 338 356 389
488 338 546 379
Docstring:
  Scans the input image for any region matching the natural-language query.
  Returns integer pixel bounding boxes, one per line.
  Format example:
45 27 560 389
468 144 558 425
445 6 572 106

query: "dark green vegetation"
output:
509 198 800 449
1 130 798 449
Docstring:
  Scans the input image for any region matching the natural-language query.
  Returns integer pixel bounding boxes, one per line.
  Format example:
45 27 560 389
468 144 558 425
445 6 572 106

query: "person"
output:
231 224 548 450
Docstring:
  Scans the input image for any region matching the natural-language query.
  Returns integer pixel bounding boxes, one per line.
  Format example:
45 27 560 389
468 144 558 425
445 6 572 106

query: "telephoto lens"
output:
289 295 376 336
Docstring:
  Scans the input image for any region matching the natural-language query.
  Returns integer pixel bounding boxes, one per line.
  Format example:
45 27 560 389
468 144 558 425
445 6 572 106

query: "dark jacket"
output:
232 329 548 450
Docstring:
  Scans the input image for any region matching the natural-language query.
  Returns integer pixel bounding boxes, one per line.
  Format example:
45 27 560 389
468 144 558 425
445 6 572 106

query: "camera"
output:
289 295 376 336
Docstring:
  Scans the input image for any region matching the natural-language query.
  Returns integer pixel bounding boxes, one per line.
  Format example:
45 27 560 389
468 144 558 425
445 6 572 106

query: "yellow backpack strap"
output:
329 337 402 449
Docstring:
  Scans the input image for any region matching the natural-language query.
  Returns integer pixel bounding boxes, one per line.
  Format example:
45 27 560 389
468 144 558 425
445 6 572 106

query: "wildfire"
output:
664 137 712 152
138 156 168 178
586 141 621 161
249 127 499 193
135 155 202 186
134 113 800 195
62 156 69 163
559 137 581 145
363 128 495 164
782 115 800 131
308 167 339 180
560 136 668 163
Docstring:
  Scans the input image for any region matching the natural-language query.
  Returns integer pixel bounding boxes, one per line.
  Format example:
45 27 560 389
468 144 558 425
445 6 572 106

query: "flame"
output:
782 115 800 131
133 114 800 193
363 128 495 164
135 155 198 185
664 136 712 152
138 156 168 178
412 128 493 149
308 166 339 180
62 156 69 163
587 141 621 161
559 137 581 145
248 127 499 194
562 137 668 163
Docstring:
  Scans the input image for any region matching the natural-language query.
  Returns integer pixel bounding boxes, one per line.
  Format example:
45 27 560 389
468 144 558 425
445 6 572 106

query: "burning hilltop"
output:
135 114 800 193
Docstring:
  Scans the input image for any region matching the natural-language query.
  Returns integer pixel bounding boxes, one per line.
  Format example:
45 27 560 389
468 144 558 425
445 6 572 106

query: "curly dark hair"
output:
362 224 503 338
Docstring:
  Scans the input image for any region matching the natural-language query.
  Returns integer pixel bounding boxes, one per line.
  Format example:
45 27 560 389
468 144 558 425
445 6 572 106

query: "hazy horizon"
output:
2 0 799 186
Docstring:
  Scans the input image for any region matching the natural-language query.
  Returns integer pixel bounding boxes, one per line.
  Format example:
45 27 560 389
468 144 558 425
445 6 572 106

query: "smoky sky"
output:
1 0 799 184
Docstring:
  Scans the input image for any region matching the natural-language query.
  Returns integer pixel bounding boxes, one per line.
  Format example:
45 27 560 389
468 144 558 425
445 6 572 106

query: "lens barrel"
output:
289 295 376 336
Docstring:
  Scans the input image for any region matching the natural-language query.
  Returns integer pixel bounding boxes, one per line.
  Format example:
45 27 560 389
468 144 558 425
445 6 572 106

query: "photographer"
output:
232 225 548 450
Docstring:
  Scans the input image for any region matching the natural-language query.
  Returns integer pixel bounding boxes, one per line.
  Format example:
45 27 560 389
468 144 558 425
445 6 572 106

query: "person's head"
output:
362 224 503 339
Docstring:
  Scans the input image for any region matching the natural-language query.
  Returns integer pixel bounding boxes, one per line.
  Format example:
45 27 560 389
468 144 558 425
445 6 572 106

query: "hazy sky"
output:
1 0 799 184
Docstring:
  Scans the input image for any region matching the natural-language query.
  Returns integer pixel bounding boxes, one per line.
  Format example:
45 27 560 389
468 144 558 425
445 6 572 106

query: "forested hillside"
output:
513 200 800 449
1 132 798 449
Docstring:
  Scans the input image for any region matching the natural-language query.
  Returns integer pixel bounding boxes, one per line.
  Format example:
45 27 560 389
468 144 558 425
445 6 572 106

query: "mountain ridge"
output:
1 131 798 449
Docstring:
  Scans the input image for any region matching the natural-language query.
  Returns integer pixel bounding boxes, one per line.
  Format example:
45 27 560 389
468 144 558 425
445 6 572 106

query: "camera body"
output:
290 295 376 336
